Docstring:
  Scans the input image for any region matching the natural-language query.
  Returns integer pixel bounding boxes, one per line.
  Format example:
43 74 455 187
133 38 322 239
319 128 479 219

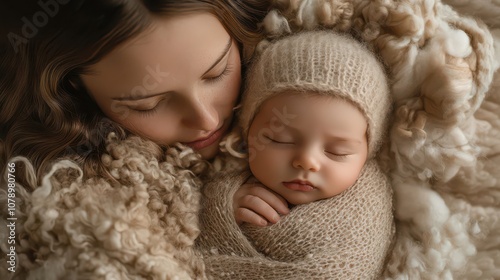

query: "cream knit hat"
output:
239 31 392 158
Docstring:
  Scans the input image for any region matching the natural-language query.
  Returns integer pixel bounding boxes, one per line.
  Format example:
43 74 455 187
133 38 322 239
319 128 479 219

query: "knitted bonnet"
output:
239 31 392 158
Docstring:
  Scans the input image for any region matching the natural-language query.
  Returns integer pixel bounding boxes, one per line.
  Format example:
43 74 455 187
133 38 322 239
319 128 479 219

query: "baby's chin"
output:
281 193 318 206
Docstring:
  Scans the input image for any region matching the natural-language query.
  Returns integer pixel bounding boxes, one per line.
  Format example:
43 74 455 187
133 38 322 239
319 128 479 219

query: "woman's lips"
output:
282 180 315 192
183 124 226 150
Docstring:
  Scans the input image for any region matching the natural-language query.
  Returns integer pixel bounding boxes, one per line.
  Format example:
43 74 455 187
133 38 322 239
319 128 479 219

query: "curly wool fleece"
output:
0 133 208 279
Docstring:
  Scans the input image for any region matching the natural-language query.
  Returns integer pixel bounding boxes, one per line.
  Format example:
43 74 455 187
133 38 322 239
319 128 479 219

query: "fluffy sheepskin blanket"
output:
0 133 209 279
260 0 500 279
197 160 394 279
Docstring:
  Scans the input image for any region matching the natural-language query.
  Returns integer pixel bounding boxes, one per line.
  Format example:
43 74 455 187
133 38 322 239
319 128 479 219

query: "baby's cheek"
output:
248 151 271 181
326 167 360 194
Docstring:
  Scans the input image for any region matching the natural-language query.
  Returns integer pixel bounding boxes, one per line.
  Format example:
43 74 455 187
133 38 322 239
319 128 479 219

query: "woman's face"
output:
81 13 241 159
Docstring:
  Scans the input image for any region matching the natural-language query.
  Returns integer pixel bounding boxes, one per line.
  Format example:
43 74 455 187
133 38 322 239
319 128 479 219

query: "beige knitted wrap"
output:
197 159 394 279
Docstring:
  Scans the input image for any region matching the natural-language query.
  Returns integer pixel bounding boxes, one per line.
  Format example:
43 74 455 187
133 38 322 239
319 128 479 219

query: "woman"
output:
0 1 270 278
0 0 269 181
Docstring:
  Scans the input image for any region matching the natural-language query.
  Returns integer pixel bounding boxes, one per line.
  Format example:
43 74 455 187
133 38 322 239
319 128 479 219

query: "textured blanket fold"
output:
197 160 395 279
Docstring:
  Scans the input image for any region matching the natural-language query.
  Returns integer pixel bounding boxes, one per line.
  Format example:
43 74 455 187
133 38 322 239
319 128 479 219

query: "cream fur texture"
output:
262 0 500 279
442 0 500 28
0 133 209 279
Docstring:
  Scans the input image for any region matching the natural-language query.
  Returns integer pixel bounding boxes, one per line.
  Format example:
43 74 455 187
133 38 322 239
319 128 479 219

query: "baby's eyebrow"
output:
202 37 232 76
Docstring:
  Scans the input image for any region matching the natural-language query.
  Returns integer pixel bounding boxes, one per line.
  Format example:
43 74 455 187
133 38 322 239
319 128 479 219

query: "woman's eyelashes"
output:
131 98 168 117
135 105 160 117
204 64 232 84
265 135 294 144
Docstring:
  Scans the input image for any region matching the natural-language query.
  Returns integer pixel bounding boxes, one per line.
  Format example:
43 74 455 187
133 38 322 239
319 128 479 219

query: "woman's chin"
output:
195 141 220 160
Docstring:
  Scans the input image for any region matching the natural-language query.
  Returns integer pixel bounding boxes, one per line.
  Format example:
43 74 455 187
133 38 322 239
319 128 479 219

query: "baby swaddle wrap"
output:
197 159 394 279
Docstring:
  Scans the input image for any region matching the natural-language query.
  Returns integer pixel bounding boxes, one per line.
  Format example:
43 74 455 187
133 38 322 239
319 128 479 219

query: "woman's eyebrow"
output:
202 37 232 76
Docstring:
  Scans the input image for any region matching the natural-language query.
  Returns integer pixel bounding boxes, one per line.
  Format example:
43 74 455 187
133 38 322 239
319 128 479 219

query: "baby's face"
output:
247 93 368 205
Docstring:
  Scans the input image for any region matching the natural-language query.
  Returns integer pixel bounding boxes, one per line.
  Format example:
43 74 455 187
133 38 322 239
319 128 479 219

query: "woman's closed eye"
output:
134 105 159 117
204 64 232 84
131 97 170 117
265 135 294 144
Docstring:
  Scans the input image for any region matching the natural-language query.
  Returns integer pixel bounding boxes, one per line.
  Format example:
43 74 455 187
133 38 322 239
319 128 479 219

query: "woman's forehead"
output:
82 13 232 94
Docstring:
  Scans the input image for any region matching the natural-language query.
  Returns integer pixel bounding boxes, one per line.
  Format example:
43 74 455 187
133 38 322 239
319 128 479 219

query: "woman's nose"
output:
183 95 219 132
292 148 321 172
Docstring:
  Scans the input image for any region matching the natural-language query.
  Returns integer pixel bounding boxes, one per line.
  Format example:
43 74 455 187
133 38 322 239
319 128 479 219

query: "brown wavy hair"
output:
0 0 270 185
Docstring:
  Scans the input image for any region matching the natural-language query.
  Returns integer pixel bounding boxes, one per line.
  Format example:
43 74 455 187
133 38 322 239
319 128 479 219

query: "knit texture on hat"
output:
239 31 392 158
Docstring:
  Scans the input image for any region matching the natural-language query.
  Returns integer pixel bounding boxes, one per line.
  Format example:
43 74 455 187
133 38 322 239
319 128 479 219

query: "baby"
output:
197 31 395 279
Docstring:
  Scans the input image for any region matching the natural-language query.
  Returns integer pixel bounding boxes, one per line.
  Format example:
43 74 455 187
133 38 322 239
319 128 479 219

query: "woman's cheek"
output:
225 67 242 106
119 111 178 145
219 50 242 109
